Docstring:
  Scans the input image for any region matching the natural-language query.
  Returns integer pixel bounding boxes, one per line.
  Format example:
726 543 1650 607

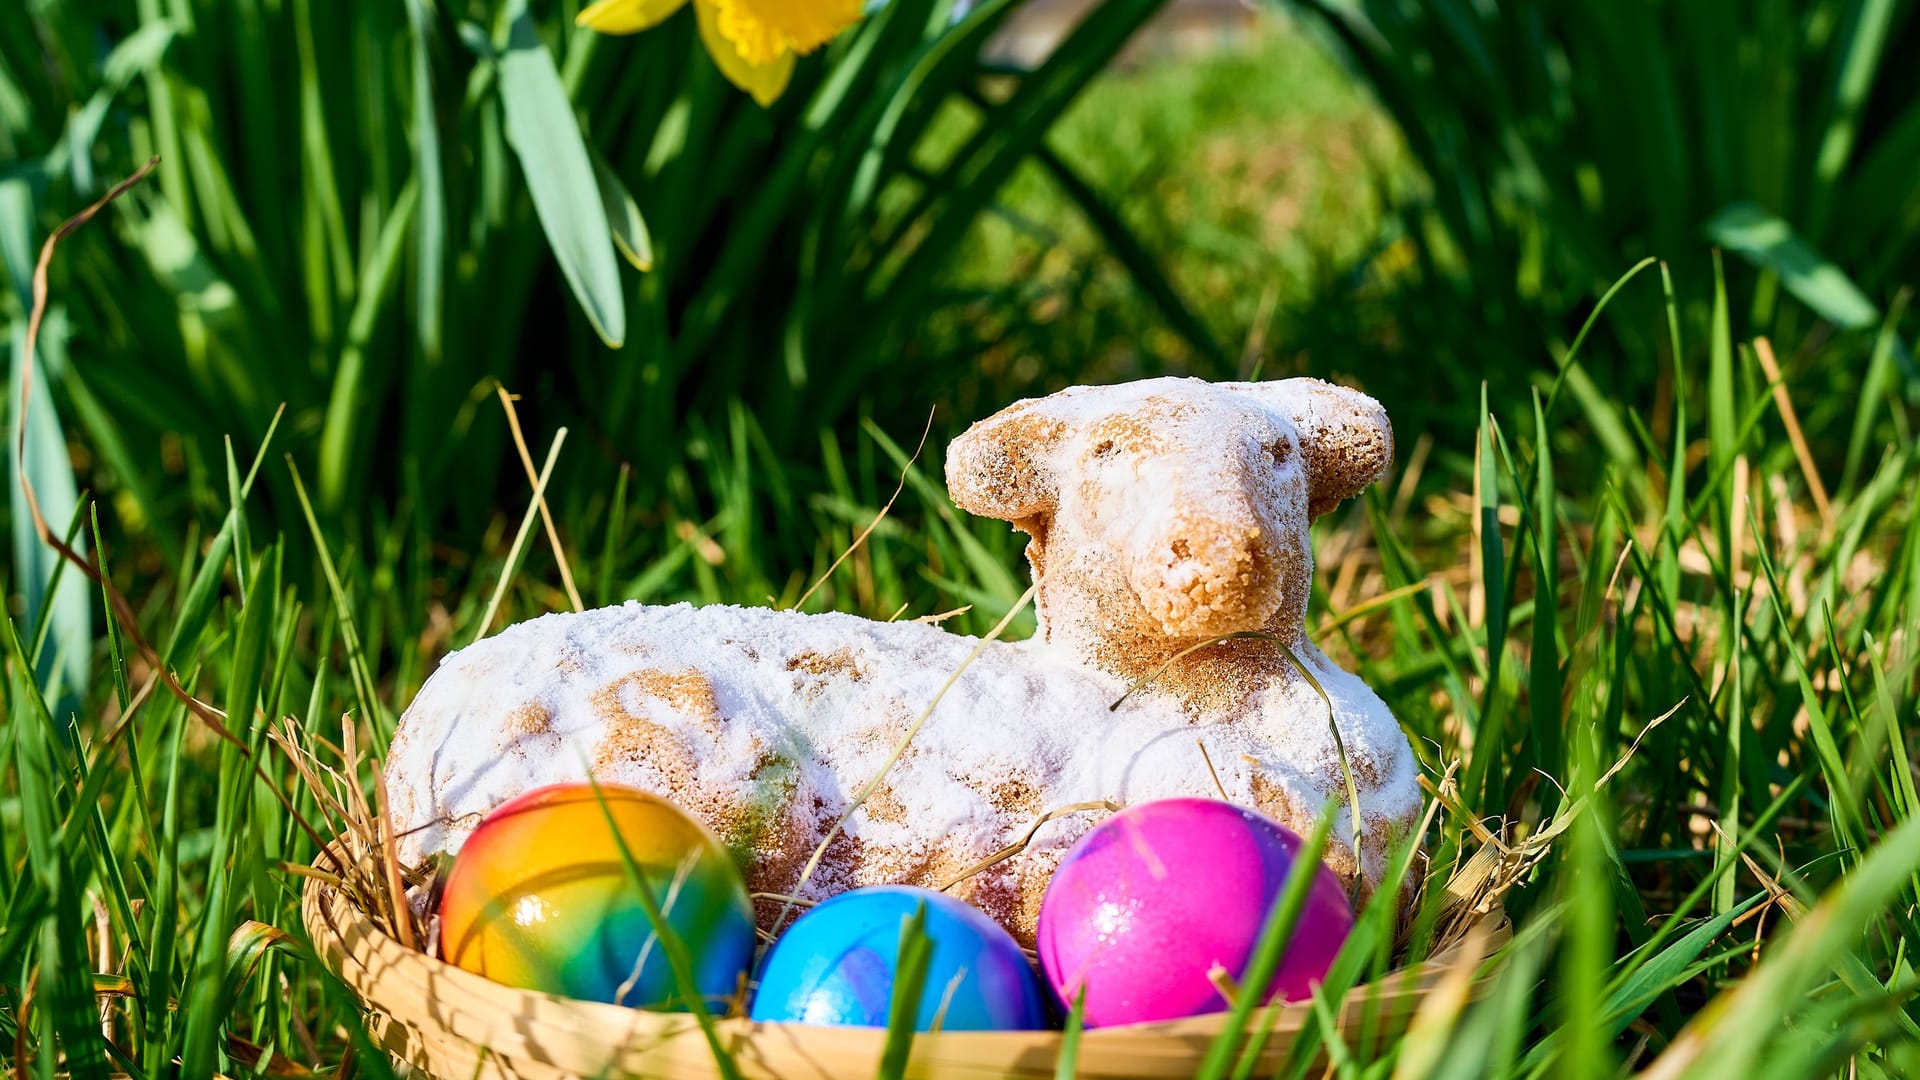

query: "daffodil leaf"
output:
60 22 176 193
591 148 653 272
2 179 90 704
1708 201 1879 330
497 3 626 347
457 20 494 58
6 316 93 702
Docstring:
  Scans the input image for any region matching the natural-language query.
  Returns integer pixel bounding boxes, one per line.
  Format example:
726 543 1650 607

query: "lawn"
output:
3 1 1918 1078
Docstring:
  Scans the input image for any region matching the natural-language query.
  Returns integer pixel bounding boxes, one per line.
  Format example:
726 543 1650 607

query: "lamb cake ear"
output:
1228 377 1394 520
945 400 1070 521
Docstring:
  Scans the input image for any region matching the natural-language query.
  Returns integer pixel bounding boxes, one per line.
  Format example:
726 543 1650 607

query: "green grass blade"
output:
179 547 278 1080
1707 249 1737 483
869 0 1169 330
1527 388 1562 780
1029 140 1228 369
1605 893 1762 1041
878 902 934 1079
286 459 381 730
1805 0 1898 237
406 0 447 363
1656 808 1920 1079
1054 985 1087 1080
1842 291 1910 497
1462 384 1505 802
317 179 418 509
581 778 742 1080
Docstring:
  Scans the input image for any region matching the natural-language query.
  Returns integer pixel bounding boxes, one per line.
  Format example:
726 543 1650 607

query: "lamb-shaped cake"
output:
386 376 1421 942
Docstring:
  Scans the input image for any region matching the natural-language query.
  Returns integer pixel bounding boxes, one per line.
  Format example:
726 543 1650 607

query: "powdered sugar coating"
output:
385 376 1420 943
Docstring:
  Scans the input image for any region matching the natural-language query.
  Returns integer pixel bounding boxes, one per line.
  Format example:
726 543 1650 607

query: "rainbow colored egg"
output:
750 886 1048 1030
438 783 754 1010
1036 798 1352 1028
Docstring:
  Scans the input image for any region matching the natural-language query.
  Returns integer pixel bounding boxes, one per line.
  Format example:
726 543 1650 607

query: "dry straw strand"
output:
371 762 419 951
496 385 586 612
474 428 570 644
933 800 1122 892
1315 578 1431 638
1197 740 1231 801
791 407 935 613
1752 336 1833 527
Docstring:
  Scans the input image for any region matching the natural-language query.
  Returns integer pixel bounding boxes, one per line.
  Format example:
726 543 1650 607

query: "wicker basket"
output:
302 861 1509 1080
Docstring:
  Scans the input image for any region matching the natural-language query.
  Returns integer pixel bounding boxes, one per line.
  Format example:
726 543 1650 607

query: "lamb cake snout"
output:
385 375 1420 943
1126 502 1283 642
1087 406 1297 641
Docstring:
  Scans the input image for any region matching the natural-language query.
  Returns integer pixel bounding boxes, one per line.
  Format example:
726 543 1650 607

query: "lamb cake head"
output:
947 377 1392 703
385 376 1420 944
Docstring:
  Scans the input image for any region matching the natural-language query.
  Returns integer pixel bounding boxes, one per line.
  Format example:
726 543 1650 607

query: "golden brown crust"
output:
785 647 868 679
503 701 552 737
945 407 1069 521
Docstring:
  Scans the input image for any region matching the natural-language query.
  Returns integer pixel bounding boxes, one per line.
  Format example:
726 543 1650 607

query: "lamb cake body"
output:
385 376 1422 942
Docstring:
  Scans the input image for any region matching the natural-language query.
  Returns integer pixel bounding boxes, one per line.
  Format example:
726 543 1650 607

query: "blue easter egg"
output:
750 886 1048 1030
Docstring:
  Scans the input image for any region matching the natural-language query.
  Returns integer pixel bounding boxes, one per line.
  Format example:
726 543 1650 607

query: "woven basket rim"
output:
301 848 1510 1060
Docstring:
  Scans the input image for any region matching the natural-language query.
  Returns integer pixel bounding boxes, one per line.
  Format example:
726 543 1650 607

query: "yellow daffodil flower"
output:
575 0 862 106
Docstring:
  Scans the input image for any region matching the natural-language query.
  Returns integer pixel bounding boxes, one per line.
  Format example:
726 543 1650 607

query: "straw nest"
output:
299 753 1523 1080
302 869 1507 1080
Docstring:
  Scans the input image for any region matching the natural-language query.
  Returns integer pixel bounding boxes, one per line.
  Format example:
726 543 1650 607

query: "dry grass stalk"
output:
372 764 420 952
93 895 113 1041
1109 630 1369 866
496 385 586 613
1389 432 1433 524
473 428 570 644
1753 337 1833 528
15 158 246 751
1411 698 1678 956
275 719 430 949
933 800 1124 892
791 407 935 613
1197 739 1231 800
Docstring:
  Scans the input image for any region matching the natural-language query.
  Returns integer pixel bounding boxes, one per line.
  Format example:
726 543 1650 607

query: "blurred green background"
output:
4 0 1914 633
5 0 1920 1076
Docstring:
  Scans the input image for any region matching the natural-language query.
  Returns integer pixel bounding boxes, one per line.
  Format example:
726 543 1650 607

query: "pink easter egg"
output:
1036 798 1353 1028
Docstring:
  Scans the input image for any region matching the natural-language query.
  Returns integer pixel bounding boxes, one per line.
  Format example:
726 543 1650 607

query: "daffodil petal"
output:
695 1 793 106
712 2 784 67
717 0 860 57
575 0 689 35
